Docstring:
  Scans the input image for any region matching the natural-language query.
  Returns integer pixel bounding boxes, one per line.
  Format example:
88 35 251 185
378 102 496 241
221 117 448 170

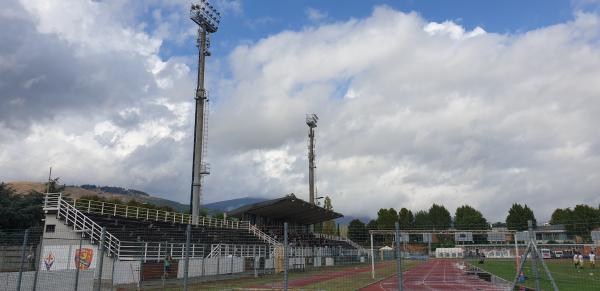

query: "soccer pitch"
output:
470 259 600 291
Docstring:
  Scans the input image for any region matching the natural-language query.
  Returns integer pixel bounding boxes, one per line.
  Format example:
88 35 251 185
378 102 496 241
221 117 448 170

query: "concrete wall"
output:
176 256 244 278
1 270 94 291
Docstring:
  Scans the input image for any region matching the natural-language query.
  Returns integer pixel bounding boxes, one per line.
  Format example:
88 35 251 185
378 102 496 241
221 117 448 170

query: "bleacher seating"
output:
262 226 354 249
85 213 266 246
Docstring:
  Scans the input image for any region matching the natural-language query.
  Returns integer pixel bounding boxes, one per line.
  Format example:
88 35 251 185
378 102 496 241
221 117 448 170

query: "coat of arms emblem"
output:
74 248 94 270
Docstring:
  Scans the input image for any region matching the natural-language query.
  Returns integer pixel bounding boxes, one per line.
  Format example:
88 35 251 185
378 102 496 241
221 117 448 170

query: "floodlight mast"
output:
189 1 220 224
306 114 318 204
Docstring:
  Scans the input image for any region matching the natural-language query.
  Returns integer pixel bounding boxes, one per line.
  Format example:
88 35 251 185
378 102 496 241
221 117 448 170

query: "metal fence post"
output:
395 223 403 291
528 220 541 291
32 228 44 291
183 224 191 291
74 233 84 291
370 232 375 279
284 222 289 291
95 227 106 291
16 228 29 291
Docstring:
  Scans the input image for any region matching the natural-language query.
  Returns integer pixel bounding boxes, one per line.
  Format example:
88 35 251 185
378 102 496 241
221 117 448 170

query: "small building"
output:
435 247 464 258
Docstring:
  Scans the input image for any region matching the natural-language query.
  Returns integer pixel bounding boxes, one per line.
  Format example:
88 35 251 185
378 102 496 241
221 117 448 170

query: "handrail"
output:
314 232 368 254
66 197 251 231
45 193 122 259
248 224 281 247
44 193 276 261
207 244 222 258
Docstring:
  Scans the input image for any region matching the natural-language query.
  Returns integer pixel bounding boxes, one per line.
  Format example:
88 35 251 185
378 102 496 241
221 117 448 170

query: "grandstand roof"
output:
227 194 343 225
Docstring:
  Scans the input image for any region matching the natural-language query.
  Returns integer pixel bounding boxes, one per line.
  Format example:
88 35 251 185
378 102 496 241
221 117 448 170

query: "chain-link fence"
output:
3 194 600 290
0 224 403 290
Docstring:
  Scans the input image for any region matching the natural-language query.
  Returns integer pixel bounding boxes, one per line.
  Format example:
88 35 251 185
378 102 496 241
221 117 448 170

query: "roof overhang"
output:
228 194 343 225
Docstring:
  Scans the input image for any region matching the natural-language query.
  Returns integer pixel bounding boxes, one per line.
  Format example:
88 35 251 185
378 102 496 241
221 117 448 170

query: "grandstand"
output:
38 192 366 287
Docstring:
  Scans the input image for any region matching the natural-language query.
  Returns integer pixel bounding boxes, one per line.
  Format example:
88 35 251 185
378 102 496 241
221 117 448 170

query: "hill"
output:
6 181 188 212
203 197 268 214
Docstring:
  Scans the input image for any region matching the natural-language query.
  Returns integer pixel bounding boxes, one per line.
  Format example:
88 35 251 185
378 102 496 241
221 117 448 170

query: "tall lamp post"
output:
189 1 220 224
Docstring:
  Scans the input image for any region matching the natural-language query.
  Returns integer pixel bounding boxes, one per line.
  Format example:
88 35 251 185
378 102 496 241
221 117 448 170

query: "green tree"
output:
366 219 378 231
491 222 507 228
348 219 368 243
398 208 414 229
376 208 398 229
454 205 488 230
429 204 452 229
506 203 536 231
549 208 573 225
413 210 431 229
0 183 44 229
45 177 65 193
569 204 600 240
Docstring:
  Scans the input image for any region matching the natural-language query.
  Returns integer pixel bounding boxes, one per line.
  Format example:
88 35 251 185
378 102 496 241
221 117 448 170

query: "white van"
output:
553 250 563 258
540 248 551 259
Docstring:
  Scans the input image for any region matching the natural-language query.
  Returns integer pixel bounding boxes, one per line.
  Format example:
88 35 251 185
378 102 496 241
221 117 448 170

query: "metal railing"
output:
45 193 122 258
314 232 368 254
43 193 279 261
67 196 250 230
249 224 282 247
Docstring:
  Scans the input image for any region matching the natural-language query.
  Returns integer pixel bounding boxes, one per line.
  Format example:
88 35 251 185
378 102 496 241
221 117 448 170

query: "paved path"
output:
361 259 510 291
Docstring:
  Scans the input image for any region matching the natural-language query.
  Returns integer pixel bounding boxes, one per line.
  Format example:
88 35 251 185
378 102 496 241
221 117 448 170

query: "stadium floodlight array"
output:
306 114 318 128
190 0 221 33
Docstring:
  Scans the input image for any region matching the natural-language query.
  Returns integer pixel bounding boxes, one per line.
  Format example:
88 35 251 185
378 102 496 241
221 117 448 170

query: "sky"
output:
2 0 600 222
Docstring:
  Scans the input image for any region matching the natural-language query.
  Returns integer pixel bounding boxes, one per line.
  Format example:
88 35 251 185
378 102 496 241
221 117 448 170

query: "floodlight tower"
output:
306 114 318 204
189 1 220 224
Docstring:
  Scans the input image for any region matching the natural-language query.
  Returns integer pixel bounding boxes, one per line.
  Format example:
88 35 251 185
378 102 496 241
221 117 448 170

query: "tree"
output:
429 204 452 229
45 177 65 193
491 222 507 228
454 205 488 230
366 219 378 231
550 208 573 225
0 183 44 229
348 219 368 243
398 208 414 229
550 205 600 241
322 196 336 235
506 203 536 231
569 205 600 240
376 208 398 229
413 210 431 229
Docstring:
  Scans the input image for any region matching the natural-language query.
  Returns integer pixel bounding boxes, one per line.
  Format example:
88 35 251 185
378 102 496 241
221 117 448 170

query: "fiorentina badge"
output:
44 252 55 271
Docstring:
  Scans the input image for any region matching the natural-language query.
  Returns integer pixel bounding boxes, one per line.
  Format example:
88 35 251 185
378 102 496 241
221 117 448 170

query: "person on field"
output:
163 254 172 278
579 253 585 269
574 252 580 269
590 251 596 269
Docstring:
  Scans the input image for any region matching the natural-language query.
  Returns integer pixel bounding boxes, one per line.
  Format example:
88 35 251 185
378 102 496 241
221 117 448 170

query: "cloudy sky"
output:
2 0 600 222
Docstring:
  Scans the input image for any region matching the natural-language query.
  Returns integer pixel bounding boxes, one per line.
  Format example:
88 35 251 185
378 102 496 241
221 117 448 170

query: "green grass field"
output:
470 259 600 291
144 260 419 290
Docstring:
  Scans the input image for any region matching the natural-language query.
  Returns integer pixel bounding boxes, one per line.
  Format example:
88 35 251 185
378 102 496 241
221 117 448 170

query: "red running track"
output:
252 262 395 289
361 259 510 291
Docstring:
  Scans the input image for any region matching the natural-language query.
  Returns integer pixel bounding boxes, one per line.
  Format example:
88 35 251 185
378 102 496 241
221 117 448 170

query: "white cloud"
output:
306 7 327 23
3 2 600 224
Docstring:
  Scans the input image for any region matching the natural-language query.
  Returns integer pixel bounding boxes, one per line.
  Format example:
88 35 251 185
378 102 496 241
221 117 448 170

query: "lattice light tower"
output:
189 1 220 224
306 114 318 204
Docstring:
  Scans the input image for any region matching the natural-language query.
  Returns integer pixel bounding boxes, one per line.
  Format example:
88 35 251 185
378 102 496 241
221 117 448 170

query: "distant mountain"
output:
336 215 372 225
203 197 269 214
